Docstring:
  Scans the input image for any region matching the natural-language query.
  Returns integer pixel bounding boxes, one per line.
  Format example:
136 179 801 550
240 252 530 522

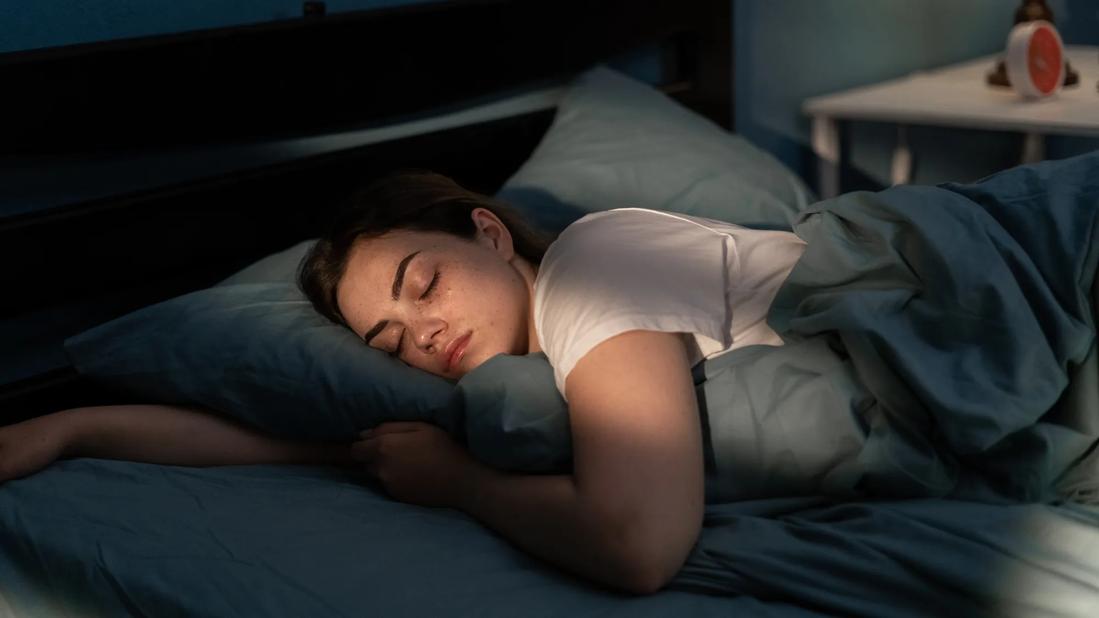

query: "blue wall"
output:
0 1 438 53
735 0 1099 189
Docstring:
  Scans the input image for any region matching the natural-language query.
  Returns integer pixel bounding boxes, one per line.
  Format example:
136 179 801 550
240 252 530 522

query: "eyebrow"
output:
361 250 420 346
362 320 388 346
392 250 420 301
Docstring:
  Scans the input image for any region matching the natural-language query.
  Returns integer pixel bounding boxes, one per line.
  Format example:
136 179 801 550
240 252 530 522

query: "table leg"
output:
1021 132 1045 164
891 124 913 186
811 115 840 199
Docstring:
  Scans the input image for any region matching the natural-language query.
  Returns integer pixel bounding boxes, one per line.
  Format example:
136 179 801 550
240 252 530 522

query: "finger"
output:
370 422 430 435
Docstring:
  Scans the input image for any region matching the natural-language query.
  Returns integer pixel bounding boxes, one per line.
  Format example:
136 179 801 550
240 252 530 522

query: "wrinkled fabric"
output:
768 151 1099 502
673 496 1099 617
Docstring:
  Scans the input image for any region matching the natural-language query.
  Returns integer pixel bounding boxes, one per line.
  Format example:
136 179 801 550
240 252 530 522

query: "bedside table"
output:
804 45 1099 198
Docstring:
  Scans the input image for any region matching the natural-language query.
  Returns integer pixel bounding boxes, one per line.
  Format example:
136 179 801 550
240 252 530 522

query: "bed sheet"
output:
0 460 816 618
2 459 1097 617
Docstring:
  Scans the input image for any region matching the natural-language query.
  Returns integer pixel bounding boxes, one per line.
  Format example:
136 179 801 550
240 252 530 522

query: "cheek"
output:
442 261 527 336
483 271 522 321
486 270 530 346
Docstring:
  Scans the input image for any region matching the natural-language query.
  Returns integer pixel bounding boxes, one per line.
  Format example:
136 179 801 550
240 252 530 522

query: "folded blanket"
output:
767 150 1099 502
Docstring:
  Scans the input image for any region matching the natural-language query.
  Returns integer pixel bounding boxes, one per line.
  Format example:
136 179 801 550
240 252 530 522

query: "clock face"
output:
1028 25 1063 95
1005 20 1064 98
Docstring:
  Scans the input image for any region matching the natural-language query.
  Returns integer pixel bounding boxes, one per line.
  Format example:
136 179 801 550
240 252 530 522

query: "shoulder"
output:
538 208 734 283
549 208 734 251
533 208 733 394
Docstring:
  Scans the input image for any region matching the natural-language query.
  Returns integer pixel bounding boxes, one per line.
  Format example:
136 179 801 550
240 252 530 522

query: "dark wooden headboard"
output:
0 0 734 417
3 0 733 156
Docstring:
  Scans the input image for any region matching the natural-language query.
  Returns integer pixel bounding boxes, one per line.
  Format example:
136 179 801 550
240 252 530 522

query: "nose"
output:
410 316 447 354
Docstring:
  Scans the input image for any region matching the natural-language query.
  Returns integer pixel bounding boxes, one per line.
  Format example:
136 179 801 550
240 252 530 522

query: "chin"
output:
460 352 489 375
461 347 507 376
452 335 518 377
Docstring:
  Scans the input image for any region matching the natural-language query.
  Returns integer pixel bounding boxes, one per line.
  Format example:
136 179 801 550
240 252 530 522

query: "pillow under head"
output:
65 278 456 442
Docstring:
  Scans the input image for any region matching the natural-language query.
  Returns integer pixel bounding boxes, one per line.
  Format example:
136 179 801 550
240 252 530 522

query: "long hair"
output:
298 170 548 327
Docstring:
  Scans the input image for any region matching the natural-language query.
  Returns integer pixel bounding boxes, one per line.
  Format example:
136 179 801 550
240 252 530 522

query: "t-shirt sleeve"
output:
533 209 736 398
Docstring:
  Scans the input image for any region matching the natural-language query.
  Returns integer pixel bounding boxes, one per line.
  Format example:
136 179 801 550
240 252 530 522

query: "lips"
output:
445 332 472 373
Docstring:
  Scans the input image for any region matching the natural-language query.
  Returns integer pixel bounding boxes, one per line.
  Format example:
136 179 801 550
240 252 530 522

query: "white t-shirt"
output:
533 208 807 398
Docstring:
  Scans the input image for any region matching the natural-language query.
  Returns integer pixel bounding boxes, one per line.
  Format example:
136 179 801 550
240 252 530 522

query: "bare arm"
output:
459 330 704 594
0 404 353 482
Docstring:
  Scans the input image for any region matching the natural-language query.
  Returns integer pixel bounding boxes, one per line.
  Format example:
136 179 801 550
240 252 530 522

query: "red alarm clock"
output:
1005 20 1064 98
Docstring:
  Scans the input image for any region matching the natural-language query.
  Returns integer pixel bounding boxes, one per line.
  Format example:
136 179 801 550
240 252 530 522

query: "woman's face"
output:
335 208 538 380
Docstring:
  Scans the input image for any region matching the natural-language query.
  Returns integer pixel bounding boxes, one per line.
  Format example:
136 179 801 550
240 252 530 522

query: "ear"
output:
470 207 516 260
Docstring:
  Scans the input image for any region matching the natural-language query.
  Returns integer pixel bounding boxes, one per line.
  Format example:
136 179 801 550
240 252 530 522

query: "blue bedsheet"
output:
0 460 817 617
1 460 1096 617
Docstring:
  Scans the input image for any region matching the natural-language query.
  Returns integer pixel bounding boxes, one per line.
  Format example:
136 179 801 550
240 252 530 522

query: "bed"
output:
3 1 1099 616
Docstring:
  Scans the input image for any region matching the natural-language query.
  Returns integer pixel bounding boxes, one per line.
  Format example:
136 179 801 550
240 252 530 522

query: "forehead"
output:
336 233 412 321
334 230 454 331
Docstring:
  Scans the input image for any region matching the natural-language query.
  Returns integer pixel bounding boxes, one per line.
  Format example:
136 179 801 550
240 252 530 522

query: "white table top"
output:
804 46 1099 136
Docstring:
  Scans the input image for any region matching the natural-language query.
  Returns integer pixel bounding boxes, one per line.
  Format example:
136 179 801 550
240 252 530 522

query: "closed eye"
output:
387 270 436 358
388 330 405 358
420 271 439 300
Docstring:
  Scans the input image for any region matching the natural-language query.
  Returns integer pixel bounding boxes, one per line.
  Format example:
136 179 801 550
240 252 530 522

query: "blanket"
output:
767 150 1099 502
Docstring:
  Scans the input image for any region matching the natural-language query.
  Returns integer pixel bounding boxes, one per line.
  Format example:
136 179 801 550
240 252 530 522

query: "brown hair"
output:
298 170 549 327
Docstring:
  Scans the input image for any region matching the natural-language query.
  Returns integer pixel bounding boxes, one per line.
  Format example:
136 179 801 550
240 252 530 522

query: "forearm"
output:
62 405 352 467
460 468 646 594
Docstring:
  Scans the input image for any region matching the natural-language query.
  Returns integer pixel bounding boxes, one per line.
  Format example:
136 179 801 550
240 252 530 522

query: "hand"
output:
0 412 77 483
351 421 483 509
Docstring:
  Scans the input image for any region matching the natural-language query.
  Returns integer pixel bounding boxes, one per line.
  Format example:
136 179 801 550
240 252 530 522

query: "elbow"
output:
587 490 704 596
618 548 679 596
623 566 673 596
615 524 698 596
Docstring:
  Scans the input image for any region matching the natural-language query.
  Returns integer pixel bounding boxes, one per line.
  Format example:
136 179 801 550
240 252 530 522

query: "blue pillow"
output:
65 65 813 469
64 280 457 442
499 66 814 236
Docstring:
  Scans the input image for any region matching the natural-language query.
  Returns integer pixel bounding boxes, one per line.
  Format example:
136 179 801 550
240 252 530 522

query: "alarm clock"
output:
1005 20 1064 98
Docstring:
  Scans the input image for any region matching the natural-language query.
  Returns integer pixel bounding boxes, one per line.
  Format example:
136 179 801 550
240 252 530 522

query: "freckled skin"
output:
335 208 541 380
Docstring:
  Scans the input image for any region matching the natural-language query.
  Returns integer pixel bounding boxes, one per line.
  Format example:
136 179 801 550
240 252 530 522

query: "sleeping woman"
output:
0 166 1096 595
0 170 805 595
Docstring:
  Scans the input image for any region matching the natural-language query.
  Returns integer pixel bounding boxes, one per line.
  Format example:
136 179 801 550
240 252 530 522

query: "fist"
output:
351 421 480 509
